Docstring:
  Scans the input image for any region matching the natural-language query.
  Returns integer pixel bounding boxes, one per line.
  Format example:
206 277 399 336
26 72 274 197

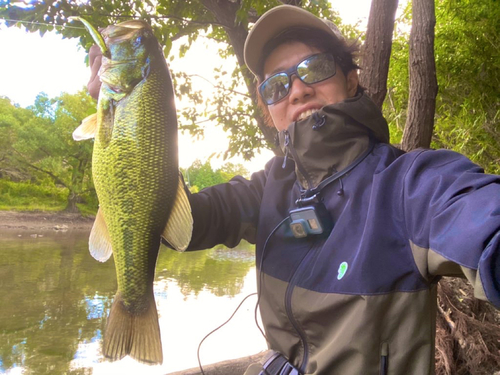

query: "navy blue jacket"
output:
186 98 500 374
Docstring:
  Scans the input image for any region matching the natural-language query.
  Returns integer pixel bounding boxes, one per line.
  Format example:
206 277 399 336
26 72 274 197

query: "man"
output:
88 5 500 374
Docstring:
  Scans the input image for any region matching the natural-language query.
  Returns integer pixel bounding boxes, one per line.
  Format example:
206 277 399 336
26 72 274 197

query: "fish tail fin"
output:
103 291 163 364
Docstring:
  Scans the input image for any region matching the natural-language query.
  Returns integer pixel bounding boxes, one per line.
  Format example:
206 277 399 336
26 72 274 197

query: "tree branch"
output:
188 74 251 97
12 148 68 188
76 12 227 28
181 111 254 126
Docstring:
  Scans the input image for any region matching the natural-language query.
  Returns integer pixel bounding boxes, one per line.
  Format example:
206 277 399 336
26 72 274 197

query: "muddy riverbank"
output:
0 210 94 231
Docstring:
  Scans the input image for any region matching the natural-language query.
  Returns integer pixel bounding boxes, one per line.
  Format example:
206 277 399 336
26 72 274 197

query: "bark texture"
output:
401 0 438 151
358 0 399 108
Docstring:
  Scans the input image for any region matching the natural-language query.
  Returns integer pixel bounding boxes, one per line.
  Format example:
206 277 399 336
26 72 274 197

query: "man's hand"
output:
87 44 102 100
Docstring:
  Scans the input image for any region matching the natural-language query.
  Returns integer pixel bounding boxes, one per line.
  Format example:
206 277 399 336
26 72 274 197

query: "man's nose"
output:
288 75 314 104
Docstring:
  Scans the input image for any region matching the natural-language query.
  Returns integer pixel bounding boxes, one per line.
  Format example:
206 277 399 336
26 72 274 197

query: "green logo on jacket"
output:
337 262 348 280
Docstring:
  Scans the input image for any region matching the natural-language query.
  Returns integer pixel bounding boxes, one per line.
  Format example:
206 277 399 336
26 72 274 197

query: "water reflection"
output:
0 229 266 374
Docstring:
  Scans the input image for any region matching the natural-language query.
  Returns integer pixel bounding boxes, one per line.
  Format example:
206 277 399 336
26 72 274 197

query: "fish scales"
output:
93 68 178 312
71 18 193 365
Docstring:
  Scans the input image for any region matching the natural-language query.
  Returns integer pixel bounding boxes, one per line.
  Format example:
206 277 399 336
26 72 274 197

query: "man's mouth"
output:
297 108 320 121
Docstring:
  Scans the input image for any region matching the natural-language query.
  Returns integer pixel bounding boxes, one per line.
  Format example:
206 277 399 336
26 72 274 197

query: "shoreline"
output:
0 210 95 231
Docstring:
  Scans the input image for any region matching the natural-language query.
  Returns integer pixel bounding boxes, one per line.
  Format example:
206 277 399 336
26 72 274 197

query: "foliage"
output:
0 90 250 212
218 161 251 181
432 0 500 174
0 0 341 160
181 159 249 192
384 0 500 173
0 92 97 212
0 179 67 211
0 97 33 181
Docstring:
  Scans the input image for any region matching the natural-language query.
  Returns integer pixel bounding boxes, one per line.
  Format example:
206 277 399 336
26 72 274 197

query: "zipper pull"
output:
282 131 290 169
312 112 326 130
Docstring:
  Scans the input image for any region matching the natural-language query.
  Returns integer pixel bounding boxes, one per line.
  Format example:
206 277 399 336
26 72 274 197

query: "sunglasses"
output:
259 53 336 105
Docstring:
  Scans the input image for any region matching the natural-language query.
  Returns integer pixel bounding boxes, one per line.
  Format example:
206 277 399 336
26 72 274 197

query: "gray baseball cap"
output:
244 5 343 77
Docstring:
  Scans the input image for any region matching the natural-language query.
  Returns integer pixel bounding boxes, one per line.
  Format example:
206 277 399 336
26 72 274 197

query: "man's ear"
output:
346 70 359 98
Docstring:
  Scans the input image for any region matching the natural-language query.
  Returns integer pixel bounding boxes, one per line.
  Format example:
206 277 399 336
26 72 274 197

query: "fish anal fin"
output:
89 208 113 262
161 174 193 252
73 113 98 141
103 291 163 364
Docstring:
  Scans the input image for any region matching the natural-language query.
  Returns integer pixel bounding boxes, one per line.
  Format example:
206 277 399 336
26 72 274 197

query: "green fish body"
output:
73 19 193 365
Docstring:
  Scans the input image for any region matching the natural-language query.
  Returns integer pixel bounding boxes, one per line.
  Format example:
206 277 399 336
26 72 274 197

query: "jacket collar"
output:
278 92 389 190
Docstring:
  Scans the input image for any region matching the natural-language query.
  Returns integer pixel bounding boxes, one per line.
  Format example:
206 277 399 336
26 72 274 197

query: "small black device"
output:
259 352 302 375
288 194 333 239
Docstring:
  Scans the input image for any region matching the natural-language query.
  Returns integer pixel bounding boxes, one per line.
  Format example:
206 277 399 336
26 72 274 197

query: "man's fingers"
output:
89 44 102 67
88 45 103 100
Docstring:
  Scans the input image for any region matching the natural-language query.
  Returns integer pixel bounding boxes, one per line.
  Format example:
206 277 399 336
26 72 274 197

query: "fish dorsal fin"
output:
73 113 98 141
89 208 113 262
161 174 193 252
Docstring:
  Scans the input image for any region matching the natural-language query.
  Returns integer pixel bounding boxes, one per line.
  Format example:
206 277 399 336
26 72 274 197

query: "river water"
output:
0 228 266 375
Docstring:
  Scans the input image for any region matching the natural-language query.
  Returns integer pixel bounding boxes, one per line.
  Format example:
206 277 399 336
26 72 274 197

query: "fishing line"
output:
1 13 224 27
0 18 85 30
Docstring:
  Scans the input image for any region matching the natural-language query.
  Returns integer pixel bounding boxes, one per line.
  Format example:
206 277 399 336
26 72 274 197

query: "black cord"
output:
196 216 289 374
197 292 258 375
254 217 291 341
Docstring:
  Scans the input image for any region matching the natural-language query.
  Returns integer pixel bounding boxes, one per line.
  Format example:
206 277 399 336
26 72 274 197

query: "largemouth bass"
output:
71 17 193 364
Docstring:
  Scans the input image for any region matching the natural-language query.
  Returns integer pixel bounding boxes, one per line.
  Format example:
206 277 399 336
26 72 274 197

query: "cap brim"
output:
244 5 339 77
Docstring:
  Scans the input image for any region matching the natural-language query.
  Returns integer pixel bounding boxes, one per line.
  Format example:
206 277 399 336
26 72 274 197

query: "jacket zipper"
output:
380 342 389 375
284 241 320 373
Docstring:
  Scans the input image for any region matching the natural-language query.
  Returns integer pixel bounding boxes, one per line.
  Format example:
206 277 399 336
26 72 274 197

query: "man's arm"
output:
403 149 500 307
184 171 267 251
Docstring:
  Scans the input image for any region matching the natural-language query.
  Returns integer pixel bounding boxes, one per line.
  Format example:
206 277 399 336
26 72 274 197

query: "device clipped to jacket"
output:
259 352 302 375
288 193 333 239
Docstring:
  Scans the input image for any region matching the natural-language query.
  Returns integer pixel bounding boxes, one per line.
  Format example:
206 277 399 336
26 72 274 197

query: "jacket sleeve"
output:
183 168 268 251
403 149 500 308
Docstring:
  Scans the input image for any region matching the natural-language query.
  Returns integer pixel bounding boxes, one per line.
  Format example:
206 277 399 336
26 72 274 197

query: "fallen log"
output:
167 351 269 375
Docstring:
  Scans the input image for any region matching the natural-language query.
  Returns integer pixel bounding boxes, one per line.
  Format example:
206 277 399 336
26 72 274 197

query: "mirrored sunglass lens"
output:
261 73 290 104
298 55 336 84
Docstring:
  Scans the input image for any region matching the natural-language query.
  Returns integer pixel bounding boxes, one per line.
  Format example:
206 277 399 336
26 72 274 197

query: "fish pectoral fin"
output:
73 113 98 141
89 208 113 262
161 174 193 252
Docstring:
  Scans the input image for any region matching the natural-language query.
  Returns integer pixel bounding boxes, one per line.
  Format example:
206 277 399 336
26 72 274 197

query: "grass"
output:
0 180 68 211
76 203 98 217
0 180 97 216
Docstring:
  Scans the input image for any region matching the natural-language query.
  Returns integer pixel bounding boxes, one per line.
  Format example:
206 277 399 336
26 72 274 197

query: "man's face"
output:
263 41 359 131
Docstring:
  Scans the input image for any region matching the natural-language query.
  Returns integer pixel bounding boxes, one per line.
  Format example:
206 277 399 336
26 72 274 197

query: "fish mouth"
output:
70 17 153 56
102 20 153 44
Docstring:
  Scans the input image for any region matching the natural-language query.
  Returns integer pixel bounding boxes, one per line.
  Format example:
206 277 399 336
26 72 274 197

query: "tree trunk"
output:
401 0 438 151
399 4 500 375
64 191 80 213
200 0 280 155
63 156 87 213
359 0 399 109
